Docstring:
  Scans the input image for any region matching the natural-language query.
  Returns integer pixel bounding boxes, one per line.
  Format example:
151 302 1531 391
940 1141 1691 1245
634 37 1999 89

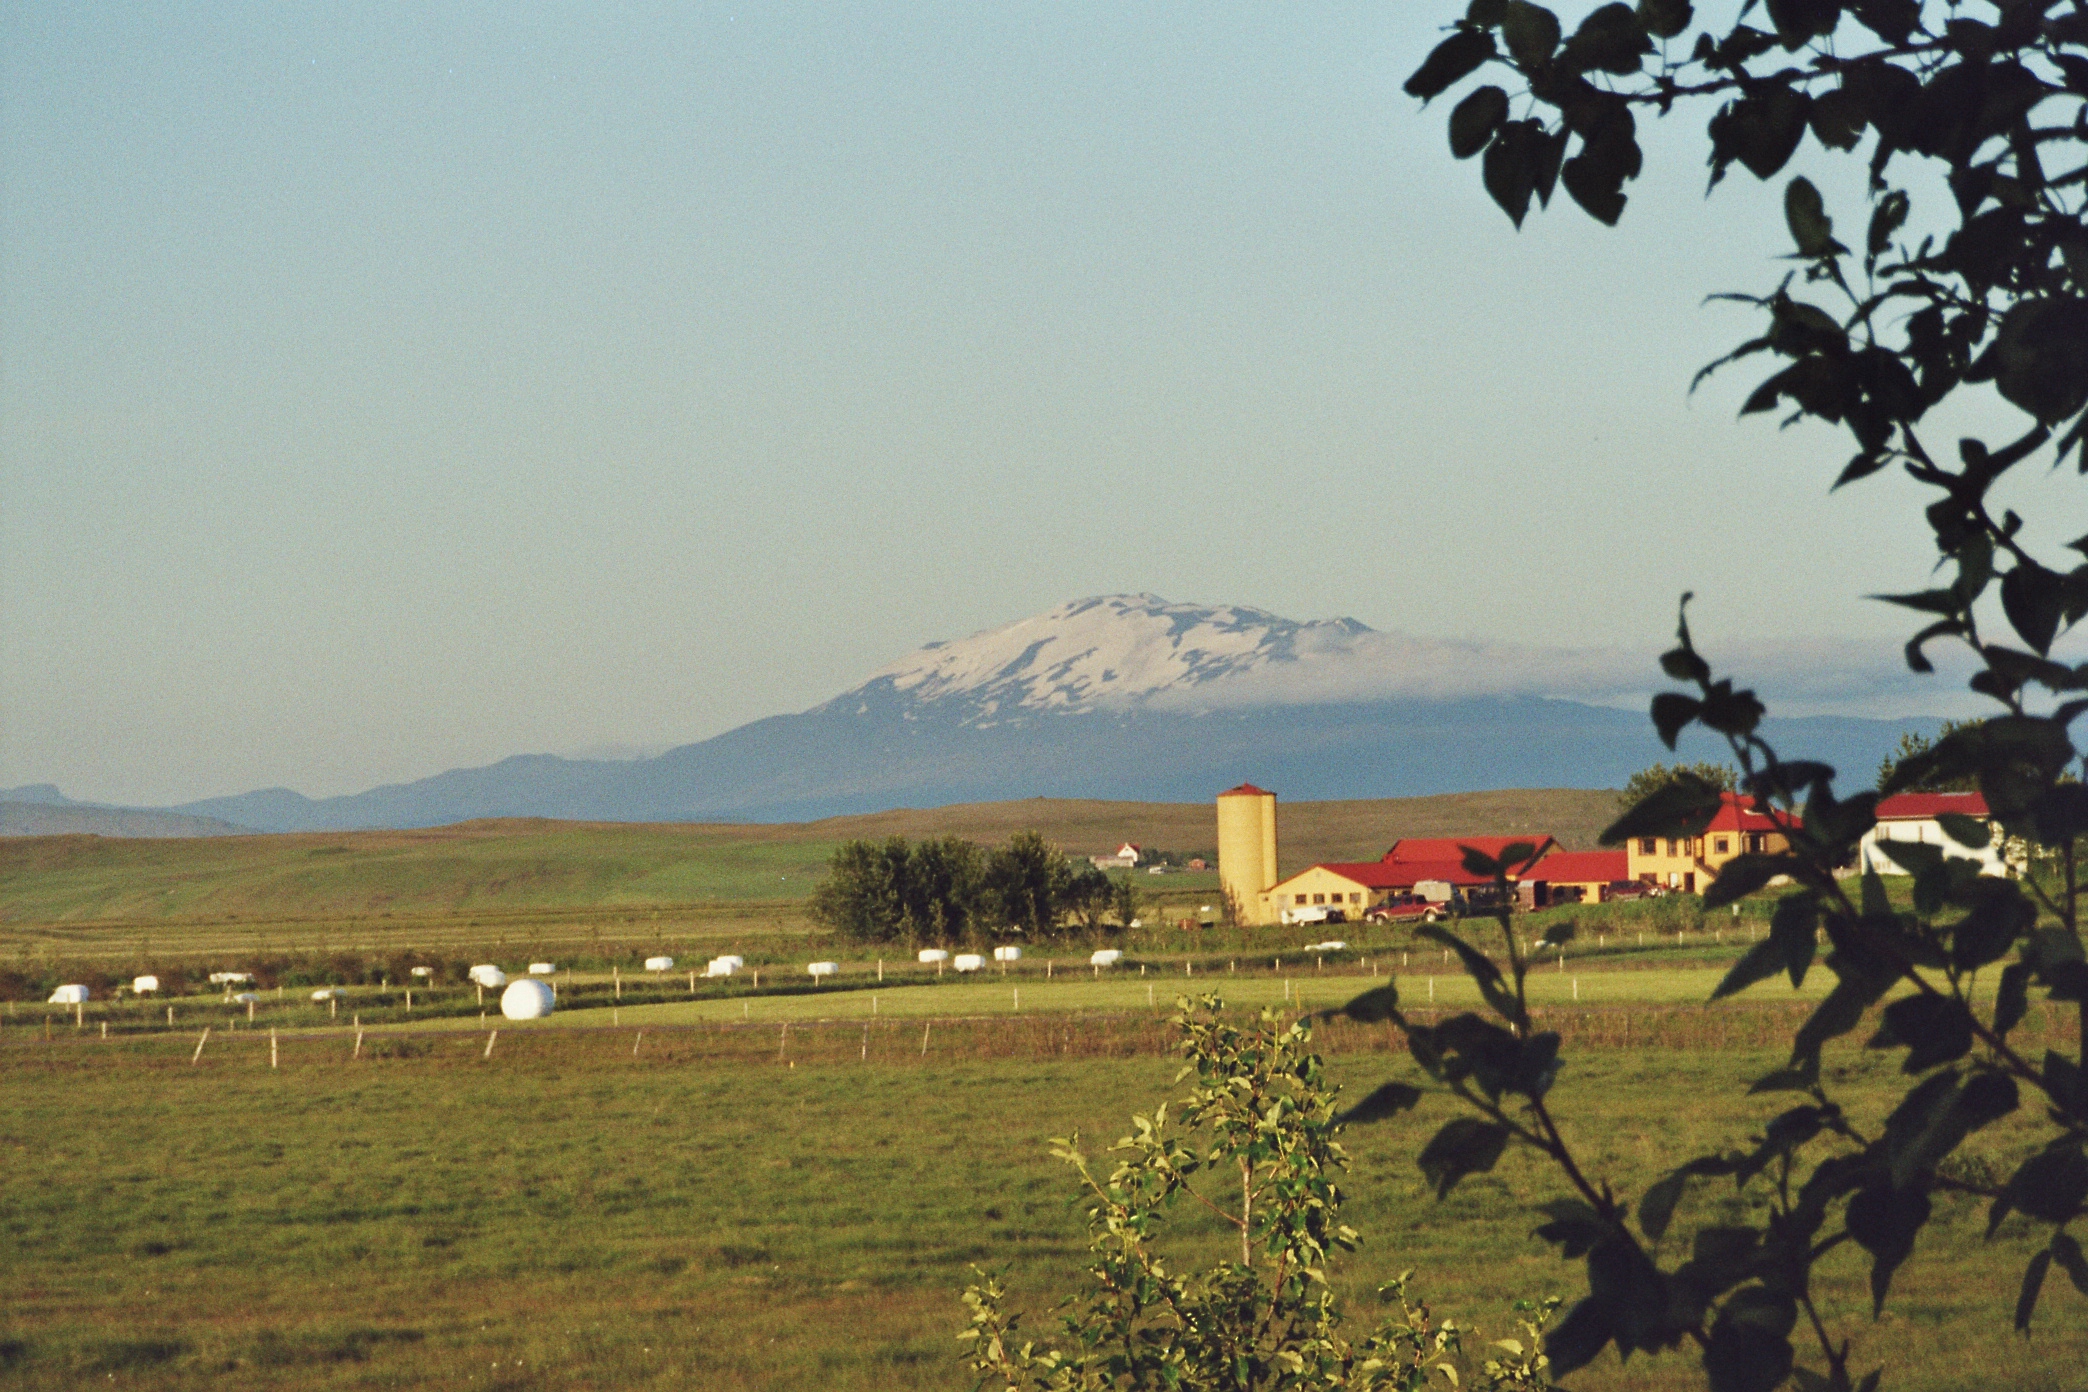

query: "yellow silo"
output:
1216 783 1279 926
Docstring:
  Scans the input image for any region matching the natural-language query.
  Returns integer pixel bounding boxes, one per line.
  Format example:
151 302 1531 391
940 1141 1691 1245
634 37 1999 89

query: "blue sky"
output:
2 4 2064 804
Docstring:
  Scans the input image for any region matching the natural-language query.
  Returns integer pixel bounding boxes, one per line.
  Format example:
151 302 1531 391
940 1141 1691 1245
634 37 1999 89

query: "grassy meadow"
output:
3 1002 2082 1391
3 807 2082 1388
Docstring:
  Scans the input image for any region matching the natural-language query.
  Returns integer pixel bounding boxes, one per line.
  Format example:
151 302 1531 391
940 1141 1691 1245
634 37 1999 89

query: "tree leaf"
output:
1601 772 1725 843
1339 1080 1424 1125
1651 692 1703 748
1783 176 1840 257
1418 1117 1511 1197
1845 1184 1931 1313
1500 1 1562 67
2000 561 2065 656
1405 29 1497 100
1994 961 2032 1036
1449 85 1511 158
1704 853 1796 909
1712 935 1787 1000
1338 982 1402 1023
2014 1248 2050 1331
1636 0 1693 40
1540 1295 1613 1375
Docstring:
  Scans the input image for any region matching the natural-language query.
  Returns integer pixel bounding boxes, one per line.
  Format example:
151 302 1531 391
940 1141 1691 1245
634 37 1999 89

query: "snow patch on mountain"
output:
837 594 1648 721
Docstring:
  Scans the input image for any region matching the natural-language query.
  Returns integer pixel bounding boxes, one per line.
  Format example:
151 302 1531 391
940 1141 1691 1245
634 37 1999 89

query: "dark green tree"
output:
808 835 985 946
984 830 1079 942
1619 760 1739 812
1373 5 2088 1388
1875 720 1984 792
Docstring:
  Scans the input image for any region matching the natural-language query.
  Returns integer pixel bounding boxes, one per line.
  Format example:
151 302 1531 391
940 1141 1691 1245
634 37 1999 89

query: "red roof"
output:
1875 792 1987 820
1528 849 1629 884
1341 857 1514 888
1218 783 1274 798
1705 792 1798 834
1383 836 1555 869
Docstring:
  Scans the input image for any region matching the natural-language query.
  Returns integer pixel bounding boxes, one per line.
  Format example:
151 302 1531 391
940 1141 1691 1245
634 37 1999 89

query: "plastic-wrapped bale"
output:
468 965 507 988
132 975 160 994
953 953 985 973
528 962 555 975
311 987 342 1001
501 978 556 1020
992 946 1021 962
917 949 951 964
715 954 745 971
48 984 89 1004
208 971 251 986
233 992 260 1004
644 955 674 972
703 957 738 977
1089 949 1124 968
409 966 434 979
1311 941 1348 952
807 961 839 978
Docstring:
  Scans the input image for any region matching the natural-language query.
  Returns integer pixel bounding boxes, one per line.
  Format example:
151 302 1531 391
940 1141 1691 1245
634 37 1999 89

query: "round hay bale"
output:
644 955 675 972
501 978 556 1020
1089 949 1124 967
48 984 89 1004
953 953 985 973
807 961 839 978
132 975 160 994
528 962 556 975
917 949 951 964
468 965 507 988
992 946 1021 962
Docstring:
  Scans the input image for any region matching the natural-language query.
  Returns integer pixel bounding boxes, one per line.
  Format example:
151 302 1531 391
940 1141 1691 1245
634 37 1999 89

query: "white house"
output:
1858 792 2008 877
1090 842 1142 869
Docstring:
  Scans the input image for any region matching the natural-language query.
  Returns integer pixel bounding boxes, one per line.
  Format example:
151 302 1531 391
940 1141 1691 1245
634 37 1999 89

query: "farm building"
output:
1217 784 1282 925
1624 792 1795 893
1518 848 1631 908
1857 792 2006 877
1090 842 1142 869
1261 836 1559 920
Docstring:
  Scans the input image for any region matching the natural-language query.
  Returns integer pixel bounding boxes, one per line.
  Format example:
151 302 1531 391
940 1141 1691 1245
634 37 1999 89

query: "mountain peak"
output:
835 594 1374 721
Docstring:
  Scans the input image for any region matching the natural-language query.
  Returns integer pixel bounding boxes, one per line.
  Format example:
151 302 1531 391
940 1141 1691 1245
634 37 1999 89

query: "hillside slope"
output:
0 789 1620 923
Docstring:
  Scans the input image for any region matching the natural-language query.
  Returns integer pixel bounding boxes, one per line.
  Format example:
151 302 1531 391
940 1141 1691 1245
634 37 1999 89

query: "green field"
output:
0 789 1620 933
3 997 2080 1391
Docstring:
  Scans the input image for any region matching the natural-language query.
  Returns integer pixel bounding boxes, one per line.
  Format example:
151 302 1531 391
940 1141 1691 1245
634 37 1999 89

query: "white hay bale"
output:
132 975 160 994
703 957 737 978
409 966 434 978
48 984 89 1004
644 955 675 972
310 987 342 1001
807 961 839 978
233 991 260 1004
714 955 745 971
208 971 252 986
501 978 556 1020
992 946 1022 962
528 962 556 975
1089 949 1124 968
468 965 507 988
917 949 951 964
1311 940 1348 952
953 953 985 973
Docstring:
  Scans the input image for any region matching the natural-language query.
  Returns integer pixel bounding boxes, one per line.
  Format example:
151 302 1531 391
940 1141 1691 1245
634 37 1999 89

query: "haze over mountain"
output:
16 596 1940 834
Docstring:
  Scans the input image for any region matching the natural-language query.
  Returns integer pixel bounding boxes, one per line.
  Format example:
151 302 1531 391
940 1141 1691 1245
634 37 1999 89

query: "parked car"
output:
1365 893 1448 925
1279 904 1348 927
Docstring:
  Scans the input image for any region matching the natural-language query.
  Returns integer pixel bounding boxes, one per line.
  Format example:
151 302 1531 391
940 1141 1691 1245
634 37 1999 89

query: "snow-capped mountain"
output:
112 594 1934 832
852 595 1360 718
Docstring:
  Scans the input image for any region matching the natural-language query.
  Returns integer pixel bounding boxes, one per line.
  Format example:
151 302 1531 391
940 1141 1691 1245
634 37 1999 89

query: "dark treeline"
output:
808 831 1138 947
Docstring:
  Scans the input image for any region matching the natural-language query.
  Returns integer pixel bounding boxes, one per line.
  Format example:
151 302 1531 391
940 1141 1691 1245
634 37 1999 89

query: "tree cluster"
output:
808 831 1133 948
1619 761 1739 812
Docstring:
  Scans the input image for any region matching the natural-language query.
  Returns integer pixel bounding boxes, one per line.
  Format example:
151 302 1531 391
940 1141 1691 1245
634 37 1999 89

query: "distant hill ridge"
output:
12 595 1937 833
0 790 1622 923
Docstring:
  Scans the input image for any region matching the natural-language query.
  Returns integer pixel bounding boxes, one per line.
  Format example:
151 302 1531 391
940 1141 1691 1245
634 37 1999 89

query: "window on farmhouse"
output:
1350 893 1362 904
1640 838 1656 854
1312 894 1324 905
1714 838 1729 855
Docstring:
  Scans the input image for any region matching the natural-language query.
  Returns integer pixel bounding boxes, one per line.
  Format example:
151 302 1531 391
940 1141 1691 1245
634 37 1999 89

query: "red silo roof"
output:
1218 783 1275 798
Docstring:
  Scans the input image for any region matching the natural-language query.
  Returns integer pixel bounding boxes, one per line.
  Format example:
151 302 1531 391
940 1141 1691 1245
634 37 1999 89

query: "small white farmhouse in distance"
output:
1858 792 2007 877
1090 842 1141 869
